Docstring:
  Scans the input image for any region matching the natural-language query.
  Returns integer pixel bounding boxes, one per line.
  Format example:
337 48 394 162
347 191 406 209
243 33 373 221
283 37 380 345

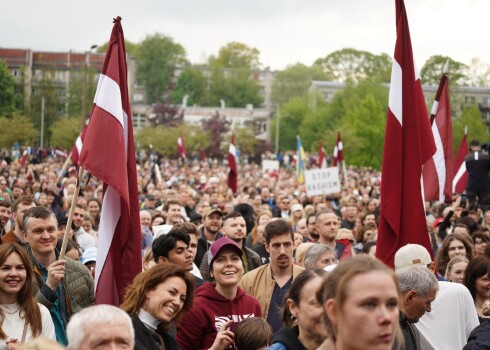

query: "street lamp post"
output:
81 45 98 128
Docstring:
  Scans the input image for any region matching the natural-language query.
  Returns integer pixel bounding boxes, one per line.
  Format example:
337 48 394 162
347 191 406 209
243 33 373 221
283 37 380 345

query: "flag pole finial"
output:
113 16 122 23
443 59 450 75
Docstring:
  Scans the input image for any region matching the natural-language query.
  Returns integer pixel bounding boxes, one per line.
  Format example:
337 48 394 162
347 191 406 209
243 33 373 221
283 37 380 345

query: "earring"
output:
290 315 297 321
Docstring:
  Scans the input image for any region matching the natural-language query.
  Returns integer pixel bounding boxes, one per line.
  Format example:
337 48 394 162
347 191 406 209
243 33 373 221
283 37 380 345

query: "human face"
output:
453 227 469 236
266 233 294 270
82 220 93 233
258 214 271 226
447 261 468 283
161 241 193 271
326 271 399 350
475 274 490 300
314 251 337 269
13 202 36 229
294 233 303 248
296 219 308 237
166 204 182 225
140 212 151 228
144 277 187 323
24 216 58 255
288 277 327 342
72 207 84 229
223 217 246 242
152 217 164 226
307 217 317 234
448 240 466 259
279 198 290 211
78 319 134 350
38 194 47 206
0 252 26 303
188 234 198 259
0 206 11 228
474 238 487 257
364 229 376 242
364 214 376 226
367 200 378 212
88 201 100 217
346 206 358 219
404 289 437 323
211 247 244 287
317 213 339 243
204 213 222 235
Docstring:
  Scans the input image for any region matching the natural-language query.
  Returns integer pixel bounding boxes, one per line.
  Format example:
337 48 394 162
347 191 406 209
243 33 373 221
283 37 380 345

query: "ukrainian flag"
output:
296 135 306 183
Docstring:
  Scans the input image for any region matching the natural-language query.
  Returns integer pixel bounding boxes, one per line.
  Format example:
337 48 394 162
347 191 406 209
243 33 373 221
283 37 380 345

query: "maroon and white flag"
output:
376 0 436 267
70 126 87 165
333 131 344 167
422 64 453 203
227 132 238 195
177 133 187 159
79 17 141 305
453 132 469 193
318 141 327 168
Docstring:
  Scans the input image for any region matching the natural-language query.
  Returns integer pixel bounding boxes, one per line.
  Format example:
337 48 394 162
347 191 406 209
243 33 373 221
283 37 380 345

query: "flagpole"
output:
56 152 73 184
342 160 348 189
59 166 84 260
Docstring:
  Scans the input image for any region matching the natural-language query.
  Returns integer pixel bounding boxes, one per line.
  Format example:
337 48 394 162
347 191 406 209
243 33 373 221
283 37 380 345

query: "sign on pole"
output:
262 160 280 173
305 167 341 196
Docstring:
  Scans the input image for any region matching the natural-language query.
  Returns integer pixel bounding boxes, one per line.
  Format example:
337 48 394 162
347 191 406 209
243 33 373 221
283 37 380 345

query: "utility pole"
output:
81 45 97 129
275 103 280 155
40 97 45 149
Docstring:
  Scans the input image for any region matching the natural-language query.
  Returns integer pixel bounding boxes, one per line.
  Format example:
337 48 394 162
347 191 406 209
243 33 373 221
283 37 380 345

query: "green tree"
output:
340 94 387 168
136 33 187 103
299 101 332 151
67 68 98 119
0 60 17 116
96 40 139 57
50 116 82 150
314 48 391 83
271 63 331 105
453 104 488 153
209 42 260 69
420 55 468 86
235 127 258 156
0 115 38 148
467 57 490 87
135 124 210 156
172 66 208 106
270 97 311 151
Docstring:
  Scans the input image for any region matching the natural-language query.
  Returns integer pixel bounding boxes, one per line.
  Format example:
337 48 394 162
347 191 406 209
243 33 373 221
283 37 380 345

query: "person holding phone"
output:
177 238 262 350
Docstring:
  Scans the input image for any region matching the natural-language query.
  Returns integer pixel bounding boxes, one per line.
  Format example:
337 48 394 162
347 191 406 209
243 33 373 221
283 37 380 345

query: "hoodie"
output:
269 326 307 350
176 283 262 350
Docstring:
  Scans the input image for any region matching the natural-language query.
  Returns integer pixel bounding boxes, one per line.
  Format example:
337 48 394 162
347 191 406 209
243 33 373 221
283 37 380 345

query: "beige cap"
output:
394 244 432 271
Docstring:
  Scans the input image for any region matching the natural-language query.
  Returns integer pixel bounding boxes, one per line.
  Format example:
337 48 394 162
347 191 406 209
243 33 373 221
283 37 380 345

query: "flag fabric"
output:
19 148 29 167
296 135 306 183
70 126 88 165
333 131 344 167
422 67 453 202
318 141 327 168
54 147 68 159
227 132 238 195
453 133 469 193
376 0 437 267
79 17 142 305
177 133 187 159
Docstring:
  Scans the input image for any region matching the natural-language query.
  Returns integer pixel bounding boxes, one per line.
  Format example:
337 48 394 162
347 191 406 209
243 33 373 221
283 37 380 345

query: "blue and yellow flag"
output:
296 135 306 183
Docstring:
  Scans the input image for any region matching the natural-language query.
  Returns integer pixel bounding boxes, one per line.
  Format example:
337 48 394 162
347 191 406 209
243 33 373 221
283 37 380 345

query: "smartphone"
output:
460 194 467 208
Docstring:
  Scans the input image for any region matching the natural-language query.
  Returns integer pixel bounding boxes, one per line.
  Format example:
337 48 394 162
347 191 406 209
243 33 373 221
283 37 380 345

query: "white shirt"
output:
75 227 96 252
416 281 479 350
0 303 55 349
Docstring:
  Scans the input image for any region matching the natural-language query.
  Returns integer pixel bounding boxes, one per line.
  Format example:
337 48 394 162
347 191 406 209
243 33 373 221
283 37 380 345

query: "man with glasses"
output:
272 194 290 219
239 219 304 332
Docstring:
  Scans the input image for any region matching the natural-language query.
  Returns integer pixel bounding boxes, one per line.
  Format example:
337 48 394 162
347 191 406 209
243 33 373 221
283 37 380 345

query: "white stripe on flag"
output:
431 123 446 202
452 163 467 193
431 100 439 116
389 60 403 126
93 74 125 130
76 136 83 154
94 185 121 292
229 143 236 157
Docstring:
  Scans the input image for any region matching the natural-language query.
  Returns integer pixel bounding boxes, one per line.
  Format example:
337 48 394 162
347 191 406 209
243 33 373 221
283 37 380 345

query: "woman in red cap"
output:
177 237 262 350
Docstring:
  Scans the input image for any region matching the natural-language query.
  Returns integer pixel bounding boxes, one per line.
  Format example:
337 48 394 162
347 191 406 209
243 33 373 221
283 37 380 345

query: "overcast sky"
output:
2 0 489 71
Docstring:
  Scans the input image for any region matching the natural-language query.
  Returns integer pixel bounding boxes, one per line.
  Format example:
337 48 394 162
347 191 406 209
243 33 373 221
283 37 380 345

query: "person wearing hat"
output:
177 237 262 350
465 139 490 212
199 212 262 281
195 207 224 267
1 195 36 247
394 244 479 350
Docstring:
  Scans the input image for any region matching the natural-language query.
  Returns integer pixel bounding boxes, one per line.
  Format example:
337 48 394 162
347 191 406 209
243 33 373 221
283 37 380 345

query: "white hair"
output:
66 305 134 350
396 265 439 296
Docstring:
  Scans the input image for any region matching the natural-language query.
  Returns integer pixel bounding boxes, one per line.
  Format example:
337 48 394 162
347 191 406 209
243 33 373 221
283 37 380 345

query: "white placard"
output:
305 167 341 196
262 160 280 173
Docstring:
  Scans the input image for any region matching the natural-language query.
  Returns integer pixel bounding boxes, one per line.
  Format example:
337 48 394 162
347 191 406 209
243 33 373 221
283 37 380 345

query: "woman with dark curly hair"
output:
121 264 195 350
436 233 474 276
464 256 490 322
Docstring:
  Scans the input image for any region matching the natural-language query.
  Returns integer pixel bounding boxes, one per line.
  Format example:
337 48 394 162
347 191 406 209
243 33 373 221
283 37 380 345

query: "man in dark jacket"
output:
393 265 439 350
195 207 223 267
465 139 490 212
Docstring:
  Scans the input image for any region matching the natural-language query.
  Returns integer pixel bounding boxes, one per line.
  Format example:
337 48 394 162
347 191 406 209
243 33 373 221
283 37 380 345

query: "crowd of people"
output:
0 139 487 350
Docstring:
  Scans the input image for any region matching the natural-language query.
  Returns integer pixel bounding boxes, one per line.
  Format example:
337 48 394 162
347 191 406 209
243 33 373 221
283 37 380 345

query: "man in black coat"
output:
465 140 490 212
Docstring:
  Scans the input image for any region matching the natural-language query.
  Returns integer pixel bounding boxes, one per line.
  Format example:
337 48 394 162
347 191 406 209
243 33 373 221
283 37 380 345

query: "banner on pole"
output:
305 167 341 196
262 160 280 173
